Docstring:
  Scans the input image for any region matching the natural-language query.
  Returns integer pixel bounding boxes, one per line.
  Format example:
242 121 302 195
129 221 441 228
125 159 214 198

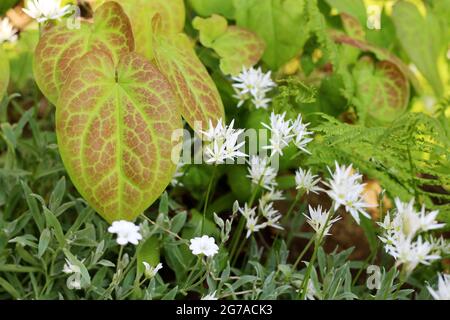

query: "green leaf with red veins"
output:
33 1 134 105
353 57 409 125
93 0 185 60
0 48 9 99
152 24 225 131
193 15 265 76
56 49 182 223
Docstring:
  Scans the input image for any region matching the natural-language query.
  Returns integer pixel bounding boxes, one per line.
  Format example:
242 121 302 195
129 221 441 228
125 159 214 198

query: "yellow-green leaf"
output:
152 19 224 130
33 1 134 105
56 49 182 222
193 15 265 75
93 0 185 60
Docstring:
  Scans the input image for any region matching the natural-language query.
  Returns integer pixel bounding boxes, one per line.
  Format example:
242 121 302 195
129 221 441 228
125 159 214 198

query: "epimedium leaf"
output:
392 1 444 97
193 15 265 76
233 0 309 70
33 1 134 105
0 48 9 99
341 13 365 40
330 31 421 93
93 0 185 60
353 57 409 125
152 17 225 131
56 49 182 223
192 15 228 48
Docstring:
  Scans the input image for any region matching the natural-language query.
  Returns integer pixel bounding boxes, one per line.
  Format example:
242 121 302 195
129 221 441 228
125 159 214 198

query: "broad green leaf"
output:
137 236 160 277
325 0 367 26
331 32 421 93
234 0 309 70
353 57 409 125
56 49 182 222
193 15 265 76
33 1 134 105
0 48 9 99
392 1 444 97
189 0 235 19
152 21 225 130
93 0 185 60
193 15 228 47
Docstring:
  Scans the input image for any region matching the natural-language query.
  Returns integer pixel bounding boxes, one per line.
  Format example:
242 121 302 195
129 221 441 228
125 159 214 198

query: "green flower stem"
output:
298 204 335 300
228 181 261 265
292 235 315 270
182 256 202 290
202 166 218 234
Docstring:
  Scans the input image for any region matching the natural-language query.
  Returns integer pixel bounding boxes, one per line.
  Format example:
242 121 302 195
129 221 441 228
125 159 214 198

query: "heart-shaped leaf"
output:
234 0 309 70
193 15 265 76
34 1 134 105
152 18 225 130
93 0 185 60
0 48 9 99
56 49 182 222
353 57 409 125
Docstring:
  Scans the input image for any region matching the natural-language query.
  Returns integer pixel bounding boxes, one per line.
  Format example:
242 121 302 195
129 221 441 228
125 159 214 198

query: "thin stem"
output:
141 214 188 243
298 204 335 299
292 236 315 270
182 257 201 290
202 166 218 234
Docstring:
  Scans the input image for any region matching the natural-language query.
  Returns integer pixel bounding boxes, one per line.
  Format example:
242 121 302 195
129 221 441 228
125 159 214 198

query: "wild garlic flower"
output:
201 291 218 300
202 119 247 165
304 205 341 237
305 279 318 300
324 162 372 224
189 235 219 257
247 155 277 190
232 66 276 109
0 18 18 44
259 201 283 230
239 203 267 238
378 198 444 240
291 114 313 154
23 0 71 23
260 189 284 204
295 168 321 194
142 262 163 278
428 273 450 300
62 259 82 290
262 112 294 156
108 220 142 246
383 235 440 275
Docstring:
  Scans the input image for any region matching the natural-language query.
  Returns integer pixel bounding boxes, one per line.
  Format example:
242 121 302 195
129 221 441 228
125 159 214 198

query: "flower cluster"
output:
262 112 313 156
0 18 18 44
238 192 285 238
246 155 278 190
62 259 83 290
232 66 276 109
295 168 321 195
324 162 372 224
378 198 446 274
142 262 163 279
189 235 219 257
427 273 450 300
23 0 71 23
108 220 142 246
304 205 341 237
201 119 246 165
